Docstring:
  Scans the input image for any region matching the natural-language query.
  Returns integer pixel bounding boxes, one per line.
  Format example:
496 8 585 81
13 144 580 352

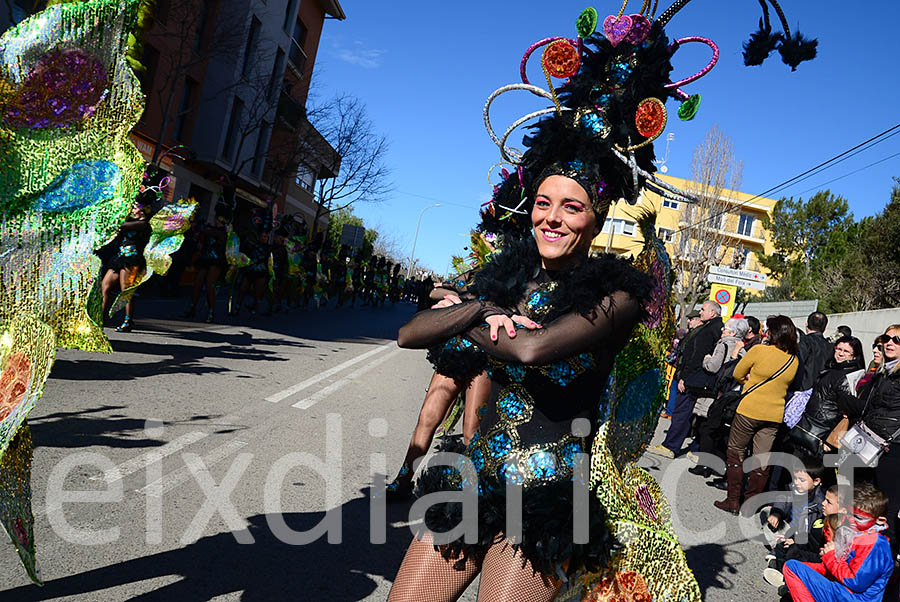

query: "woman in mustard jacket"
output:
715 315 799 515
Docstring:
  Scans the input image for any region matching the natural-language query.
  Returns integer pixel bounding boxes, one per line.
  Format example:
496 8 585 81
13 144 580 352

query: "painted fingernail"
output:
491 334 497 340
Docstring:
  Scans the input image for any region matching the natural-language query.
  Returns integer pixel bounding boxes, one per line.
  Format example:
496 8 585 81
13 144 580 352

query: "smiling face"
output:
834 341 855 364
531 175 600 270
884 328 900 362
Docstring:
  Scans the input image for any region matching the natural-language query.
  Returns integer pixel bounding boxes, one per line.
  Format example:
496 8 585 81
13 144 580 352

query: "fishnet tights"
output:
388 534 561 602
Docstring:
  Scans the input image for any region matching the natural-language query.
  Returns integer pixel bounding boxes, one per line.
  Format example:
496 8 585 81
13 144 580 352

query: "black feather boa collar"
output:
469 235 654 322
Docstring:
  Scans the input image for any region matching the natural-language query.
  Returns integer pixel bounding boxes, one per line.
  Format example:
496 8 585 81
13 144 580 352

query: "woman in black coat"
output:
790 336 865 457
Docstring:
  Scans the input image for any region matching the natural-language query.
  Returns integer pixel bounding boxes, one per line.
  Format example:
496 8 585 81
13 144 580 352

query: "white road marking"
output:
136 439 249 497
292 348 404 410
264 342 395 403
88 431 209 484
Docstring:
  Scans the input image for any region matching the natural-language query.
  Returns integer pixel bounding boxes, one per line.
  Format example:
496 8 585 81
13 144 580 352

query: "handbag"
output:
839 422 900 467
826 417 850 449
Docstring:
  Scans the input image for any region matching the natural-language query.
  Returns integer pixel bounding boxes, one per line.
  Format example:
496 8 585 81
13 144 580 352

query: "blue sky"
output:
313 1 900 274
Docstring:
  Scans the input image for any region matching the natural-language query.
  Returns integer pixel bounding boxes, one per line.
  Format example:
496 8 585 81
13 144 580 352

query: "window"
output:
221 96 244 161
737 213 756 237
242 17 261 77
283 0 299 31
296 162 316 191
174 78 196 141
658 227 674 243
601 218 636 236
662 199 679 210
252 121 270 176
268 48 286 100
289 18 308 73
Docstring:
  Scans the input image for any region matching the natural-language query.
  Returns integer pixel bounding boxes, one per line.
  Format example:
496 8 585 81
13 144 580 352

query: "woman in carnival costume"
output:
387 1 815 600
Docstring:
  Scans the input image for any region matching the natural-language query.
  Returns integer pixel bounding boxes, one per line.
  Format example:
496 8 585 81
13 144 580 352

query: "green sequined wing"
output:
109 198 197 316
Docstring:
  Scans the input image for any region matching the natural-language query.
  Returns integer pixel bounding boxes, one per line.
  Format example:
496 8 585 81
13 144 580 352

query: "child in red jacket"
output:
784 482 893 602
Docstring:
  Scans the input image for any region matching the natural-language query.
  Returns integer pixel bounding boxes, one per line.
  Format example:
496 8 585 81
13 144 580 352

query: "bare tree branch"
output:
671 125 743 327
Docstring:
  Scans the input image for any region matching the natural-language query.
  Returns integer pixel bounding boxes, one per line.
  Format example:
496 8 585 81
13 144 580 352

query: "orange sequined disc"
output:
0 353 32 422
542 40 581 78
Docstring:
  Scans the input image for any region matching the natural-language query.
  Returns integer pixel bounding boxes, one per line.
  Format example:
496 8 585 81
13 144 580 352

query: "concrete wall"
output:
799 308 900 365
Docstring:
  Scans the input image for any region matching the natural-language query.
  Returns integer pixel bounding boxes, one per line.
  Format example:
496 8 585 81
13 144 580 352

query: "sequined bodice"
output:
466 282 610 489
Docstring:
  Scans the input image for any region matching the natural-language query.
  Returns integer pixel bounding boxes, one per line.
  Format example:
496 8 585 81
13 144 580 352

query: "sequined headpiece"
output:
479 1 816 236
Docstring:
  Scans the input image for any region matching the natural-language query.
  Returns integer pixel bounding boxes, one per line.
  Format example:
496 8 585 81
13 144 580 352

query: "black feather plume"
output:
742 18 782 66
778 31 818 71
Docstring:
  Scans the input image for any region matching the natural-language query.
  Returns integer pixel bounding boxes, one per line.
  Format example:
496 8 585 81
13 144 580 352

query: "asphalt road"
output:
0 297 781 601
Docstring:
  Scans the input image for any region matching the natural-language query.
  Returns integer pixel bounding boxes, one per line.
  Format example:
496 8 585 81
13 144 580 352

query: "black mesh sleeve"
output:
462 290 643 365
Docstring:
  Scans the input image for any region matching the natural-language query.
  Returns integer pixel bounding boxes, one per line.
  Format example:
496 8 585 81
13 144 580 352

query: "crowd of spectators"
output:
653 308 900 601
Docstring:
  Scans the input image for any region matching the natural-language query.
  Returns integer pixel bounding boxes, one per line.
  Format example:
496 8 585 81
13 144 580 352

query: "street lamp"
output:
407 203 440 279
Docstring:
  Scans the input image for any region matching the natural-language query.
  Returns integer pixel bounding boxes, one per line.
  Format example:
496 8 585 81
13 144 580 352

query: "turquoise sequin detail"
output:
560 442 581 470
526 451 559 479
486 431 513 457
501 460 525 485
526 289 548 311
608 62 633 85
506 364 525 382
470 447 485 472
547 361 577 386
615 368 663 423
579 111 608 137
34 160 121 212
498 390 527 420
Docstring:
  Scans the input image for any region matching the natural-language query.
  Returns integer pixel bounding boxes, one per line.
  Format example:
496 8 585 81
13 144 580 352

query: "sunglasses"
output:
886 336 900 345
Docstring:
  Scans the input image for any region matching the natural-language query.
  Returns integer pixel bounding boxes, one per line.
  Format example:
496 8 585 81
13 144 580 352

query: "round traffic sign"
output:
715 289 731 305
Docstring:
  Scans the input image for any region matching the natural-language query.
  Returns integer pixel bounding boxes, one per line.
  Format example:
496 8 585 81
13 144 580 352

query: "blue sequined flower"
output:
34 160 121 212
546 361 576 386
576 353 595 370
616 368 663 423
526 290 548 312
486 431 513 457
505 364 526 383
470 447 485 472
526 451 559 479
500 461 525 485
498 391 527 421
608 62 633 86
559 442 582 470
579 111 609 138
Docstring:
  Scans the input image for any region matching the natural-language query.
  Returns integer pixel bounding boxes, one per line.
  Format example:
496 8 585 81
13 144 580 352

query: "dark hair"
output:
827 483 851 508
853 482 889 518
874 334 890 348
746 316 761 336
807 311 828 332
766 315 799 355
796 456 826 483
836 325 852 337
834 336 865 369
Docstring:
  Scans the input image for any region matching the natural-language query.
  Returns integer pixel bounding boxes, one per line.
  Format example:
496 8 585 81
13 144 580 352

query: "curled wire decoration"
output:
486 162 522 190
608 146 704 204
665 36 719 92
483 83 563 163
657 0 695 27
519 37 582 86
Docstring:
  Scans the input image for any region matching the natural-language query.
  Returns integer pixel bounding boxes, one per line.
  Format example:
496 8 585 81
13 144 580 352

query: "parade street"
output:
1 300 783 601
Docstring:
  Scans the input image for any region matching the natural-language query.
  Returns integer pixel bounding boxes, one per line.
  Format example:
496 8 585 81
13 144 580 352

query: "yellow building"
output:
591 174 778 275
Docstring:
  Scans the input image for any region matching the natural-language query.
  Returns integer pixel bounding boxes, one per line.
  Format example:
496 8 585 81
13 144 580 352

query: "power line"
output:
793 150 900 198
674 122 900 234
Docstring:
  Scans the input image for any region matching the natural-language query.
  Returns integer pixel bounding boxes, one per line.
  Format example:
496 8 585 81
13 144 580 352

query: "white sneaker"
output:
763 567 785 587
649 444 675 459
764 553 776 562
686 451 700 464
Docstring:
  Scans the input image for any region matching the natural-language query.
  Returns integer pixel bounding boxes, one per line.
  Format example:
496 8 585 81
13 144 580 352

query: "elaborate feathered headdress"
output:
479 1 816 236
